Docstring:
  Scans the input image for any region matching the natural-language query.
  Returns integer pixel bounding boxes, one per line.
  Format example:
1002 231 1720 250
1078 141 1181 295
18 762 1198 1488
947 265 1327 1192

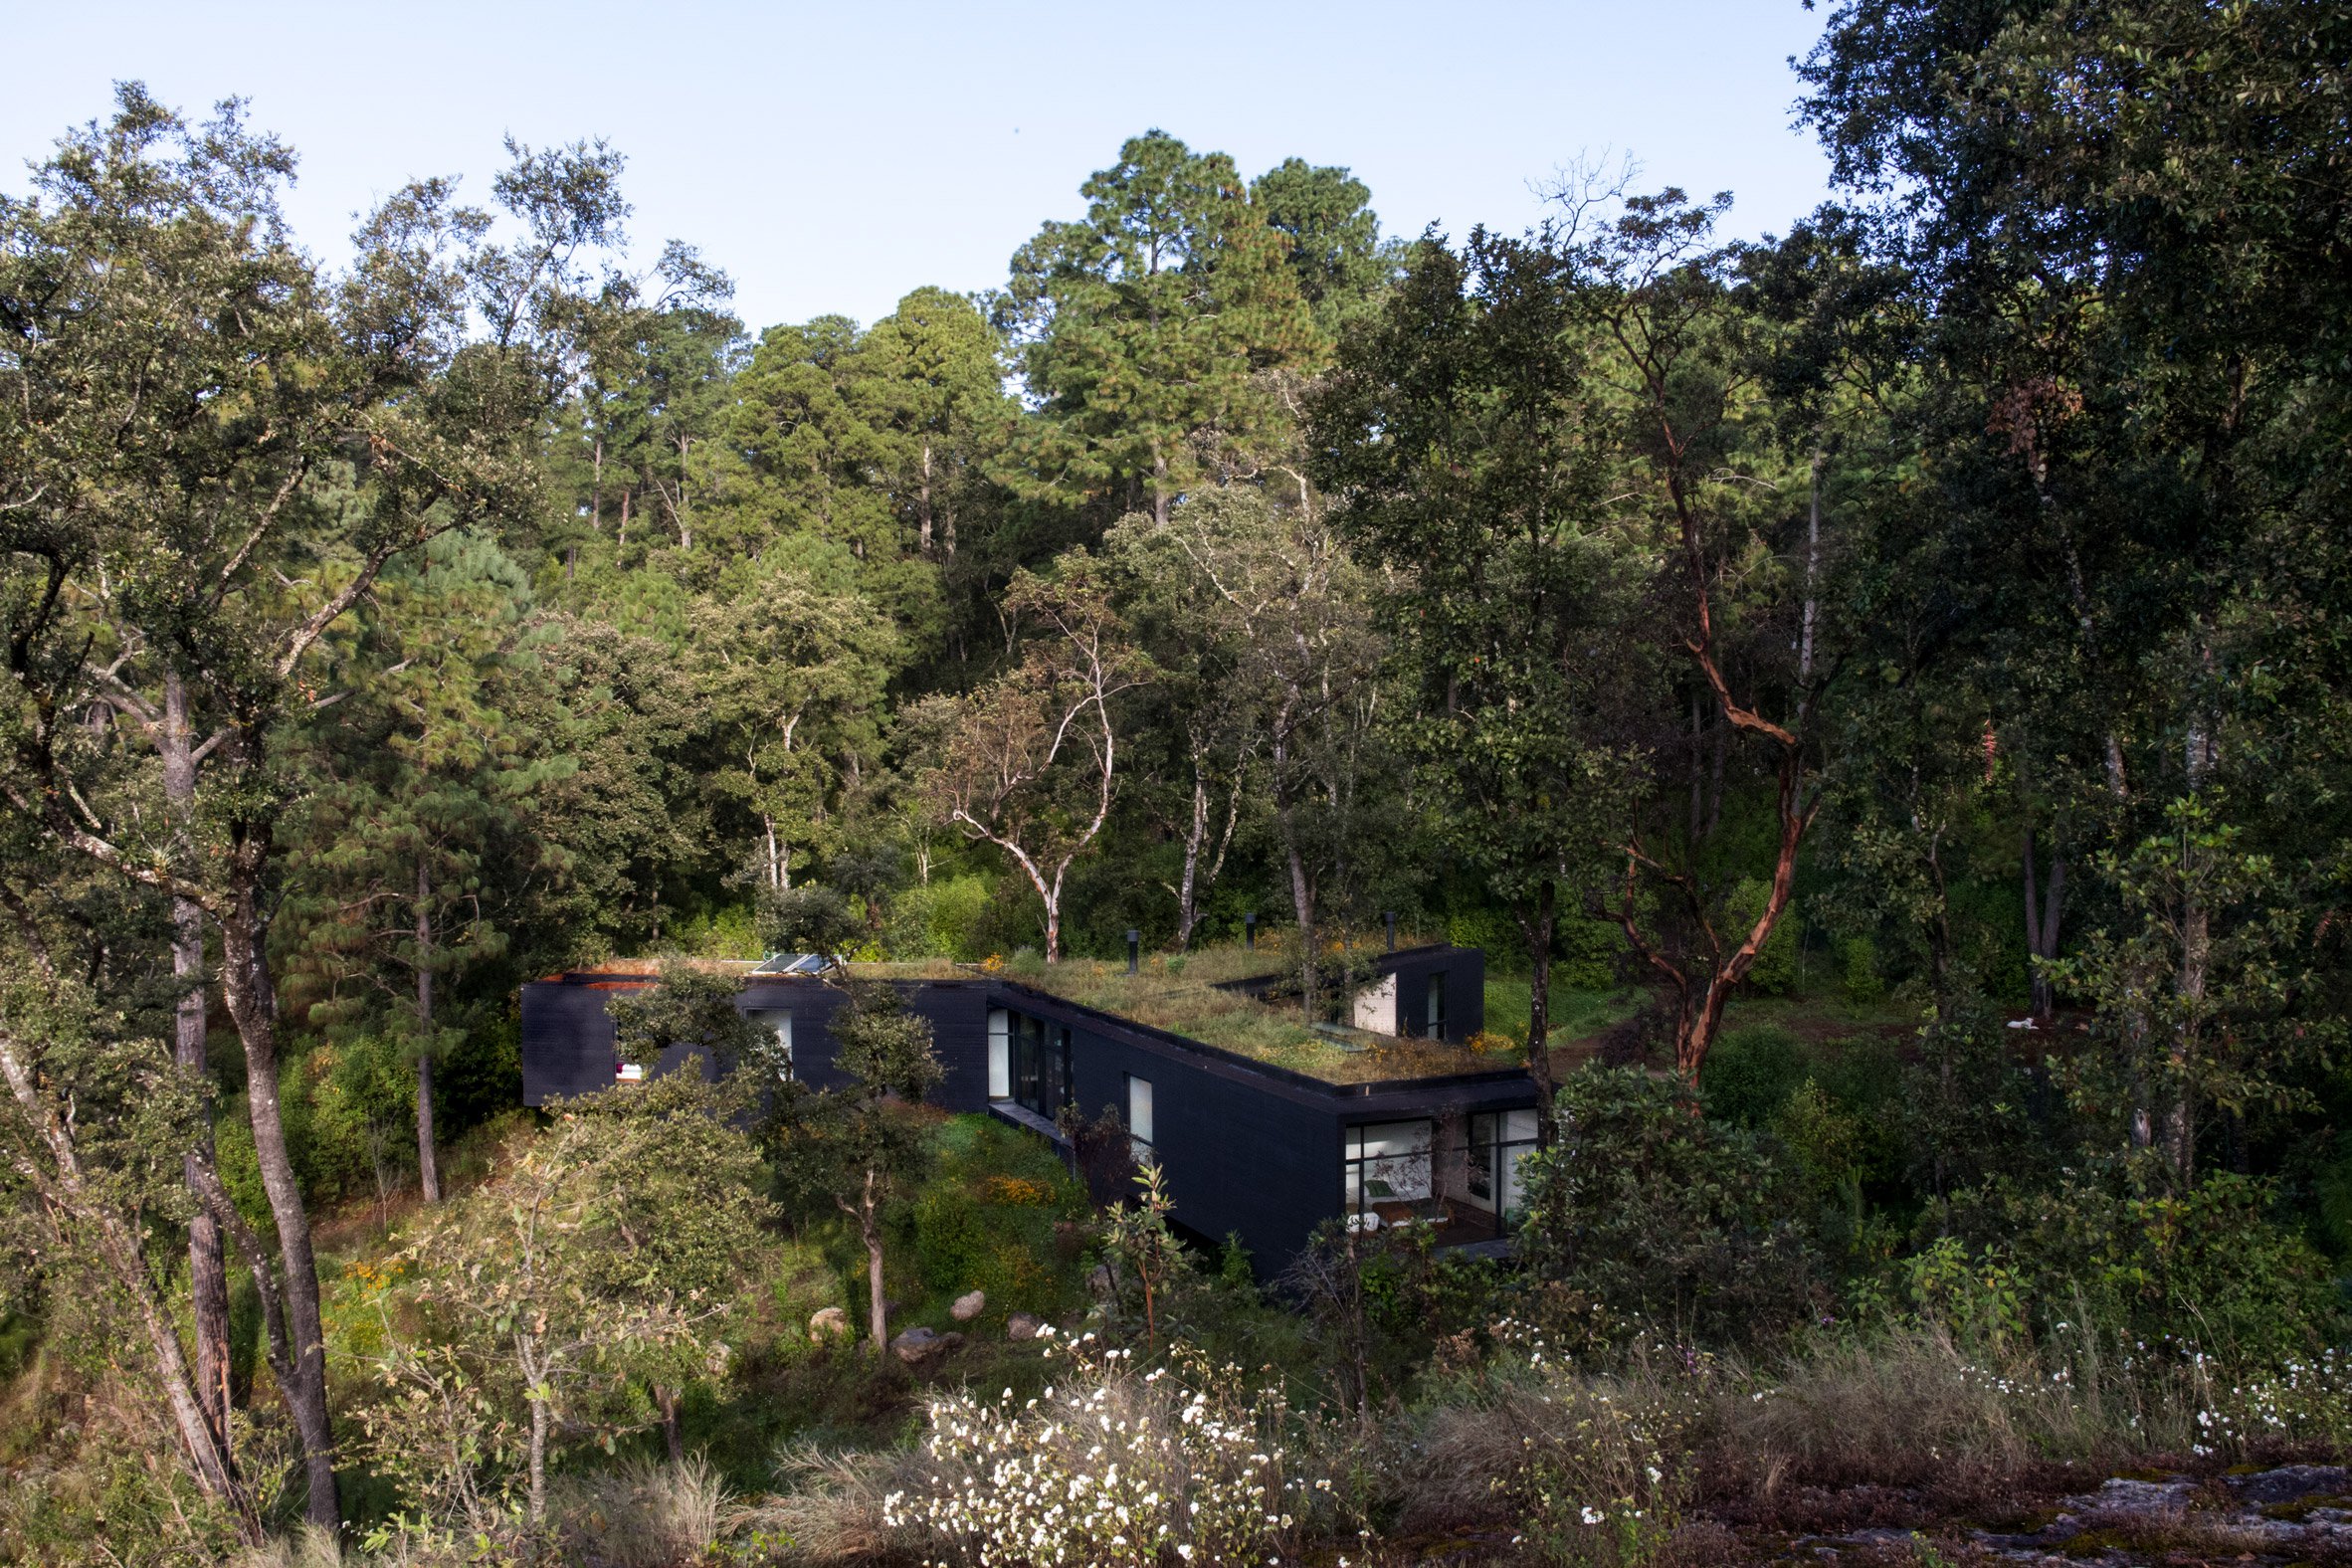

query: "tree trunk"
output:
658 1386 684 1463
1521 881 1560 1147
0 1017 252 1535
1175 739 1211 950
1283 821 1318 1020
216 871 339 1529
416 863 440 1204
176 906 233 1449
917 441 933 555
1800 442 1823 684
861 1171 887 1352
527 1374 550 1526
2023 828 2065 1022
1662 747 1811 1084
2170 711 2217 1186
1042 894 1063 965
163 673 236 1460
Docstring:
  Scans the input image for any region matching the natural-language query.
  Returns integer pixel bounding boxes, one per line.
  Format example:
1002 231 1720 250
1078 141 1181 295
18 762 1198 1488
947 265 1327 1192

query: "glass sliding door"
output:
1343 1120 1434 1227
1467 1108 1539 1223
1002 1010 1074 1119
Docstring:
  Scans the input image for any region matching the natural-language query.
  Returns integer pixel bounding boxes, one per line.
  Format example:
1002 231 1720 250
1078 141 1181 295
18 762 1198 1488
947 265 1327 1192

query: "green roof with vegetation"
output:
930 937 1527 1086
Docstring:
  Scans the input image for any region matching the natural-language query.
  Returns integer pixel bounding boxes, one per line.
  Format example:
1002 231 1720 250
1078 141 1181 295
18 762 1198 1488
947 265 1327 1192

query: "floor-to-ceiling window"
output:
1467 1108 1538 1222
988 1005 1071 1119
1125 1073 1155 1164
1343 1120 1434 1224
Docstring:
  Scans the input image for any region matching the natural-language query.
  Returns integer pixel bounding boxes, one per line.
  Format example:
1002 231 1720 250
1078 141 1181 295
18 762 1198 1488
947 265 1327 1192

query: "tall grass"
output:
551 1455 732 1567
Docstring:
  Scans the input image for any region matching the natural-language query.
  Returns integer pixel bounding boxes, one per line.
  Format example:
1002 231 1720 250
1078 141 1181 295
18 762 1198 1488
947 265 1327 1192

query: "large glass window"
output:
987 1009 1011 1099
995 1007 1073 1119
1126 1074 1155 1163
1344 1119 1434 1217
1467 1108 1539 1221
1424 973 1449 1041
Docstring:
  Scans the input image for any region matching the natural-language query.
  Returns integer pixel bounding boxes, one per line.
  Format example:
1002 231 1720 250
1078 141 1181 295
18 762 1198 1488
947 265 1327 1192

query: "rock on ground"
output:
889 1326 966 1366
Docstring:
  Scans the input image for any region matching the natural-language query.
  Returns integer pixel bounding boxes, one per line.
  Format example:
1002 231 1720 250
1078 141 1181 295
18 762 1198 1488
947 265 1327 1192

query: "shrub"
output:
1521 1069 1821 1346
1941 1162 2339 1360
882 1332 1321 1567
909 1116 1086 1320
1413 1321 1696 1565
1839 936 1884 1005
1697 1027 1805 1129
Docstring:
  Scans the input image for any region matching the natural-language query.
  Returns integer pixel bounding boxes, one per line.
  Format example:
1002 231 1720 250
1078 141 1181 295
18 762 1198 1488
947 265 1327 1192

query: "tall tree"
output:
765 982 943 1351
277 530 567 1203
1801 0 2352 1167
1251 157 1393 341
997 130 1319 526
925 554 1146 961
855 286 1017 561
0 91 624 1524
1102 509 1261 951
690 550 898 891
1134 487 1391 1015
1575 193 1832 1083
710 314 945 634
1315 227 1648 1134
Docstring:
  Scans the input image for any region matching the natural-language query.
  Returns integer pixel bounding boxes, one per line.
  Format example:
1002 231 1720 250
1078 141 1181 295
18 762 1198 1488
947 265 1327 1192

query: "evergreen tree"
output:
278 530 569 1203
997 131 1319 526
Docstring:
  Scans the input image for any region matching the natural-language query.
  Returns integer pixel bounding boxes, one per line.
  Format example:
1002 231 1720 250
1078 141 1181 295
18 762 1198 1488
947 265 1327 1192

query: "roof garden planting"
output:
554 945 1525 1086
956 938 1523 1086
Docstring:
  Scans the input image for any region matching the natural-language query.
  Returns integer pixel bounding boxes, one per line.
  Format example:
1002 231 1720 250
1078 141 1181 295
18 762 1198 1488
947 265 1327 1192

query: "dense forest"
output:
5 1 2352 1563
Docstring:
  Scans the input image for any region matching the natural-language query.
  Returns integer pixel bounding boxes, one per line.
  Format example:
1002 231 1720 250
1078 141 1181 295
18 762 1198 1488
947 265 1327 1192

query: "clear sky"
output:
1 1 1838 335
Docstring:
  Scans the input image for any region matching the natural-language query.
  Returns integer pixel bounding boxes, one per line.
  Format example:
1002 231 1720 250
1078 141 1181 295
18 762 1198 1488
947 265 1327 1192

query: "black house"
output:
520 943 1538 1273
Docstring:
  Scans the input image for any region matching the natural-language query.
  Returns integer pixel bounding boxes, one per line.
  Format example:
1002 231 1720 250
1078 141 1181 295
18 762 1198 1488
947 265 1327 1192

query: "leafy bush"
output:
1697 1027 1805 1129
1839 936 1884 1005
1941 1162 2339 1361
1521 1069 1821 1346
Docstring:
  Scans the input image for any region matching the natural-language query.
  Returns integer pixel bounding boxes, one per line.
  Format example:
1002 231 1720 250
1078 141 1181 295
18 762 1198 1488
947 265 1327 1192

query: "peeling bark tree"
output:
930 557 1145 961
1583 192 1828 1085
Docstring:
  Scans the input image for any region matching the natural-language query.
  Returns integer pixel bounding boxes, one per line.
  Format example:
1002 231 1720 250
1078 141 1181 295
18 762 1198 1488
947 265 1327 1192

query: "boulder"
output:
1087 1263 1115 1300
808 1306 851 1341
950 1288 986 1322
1006 1311 1044 1342
889 1326 966 1366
